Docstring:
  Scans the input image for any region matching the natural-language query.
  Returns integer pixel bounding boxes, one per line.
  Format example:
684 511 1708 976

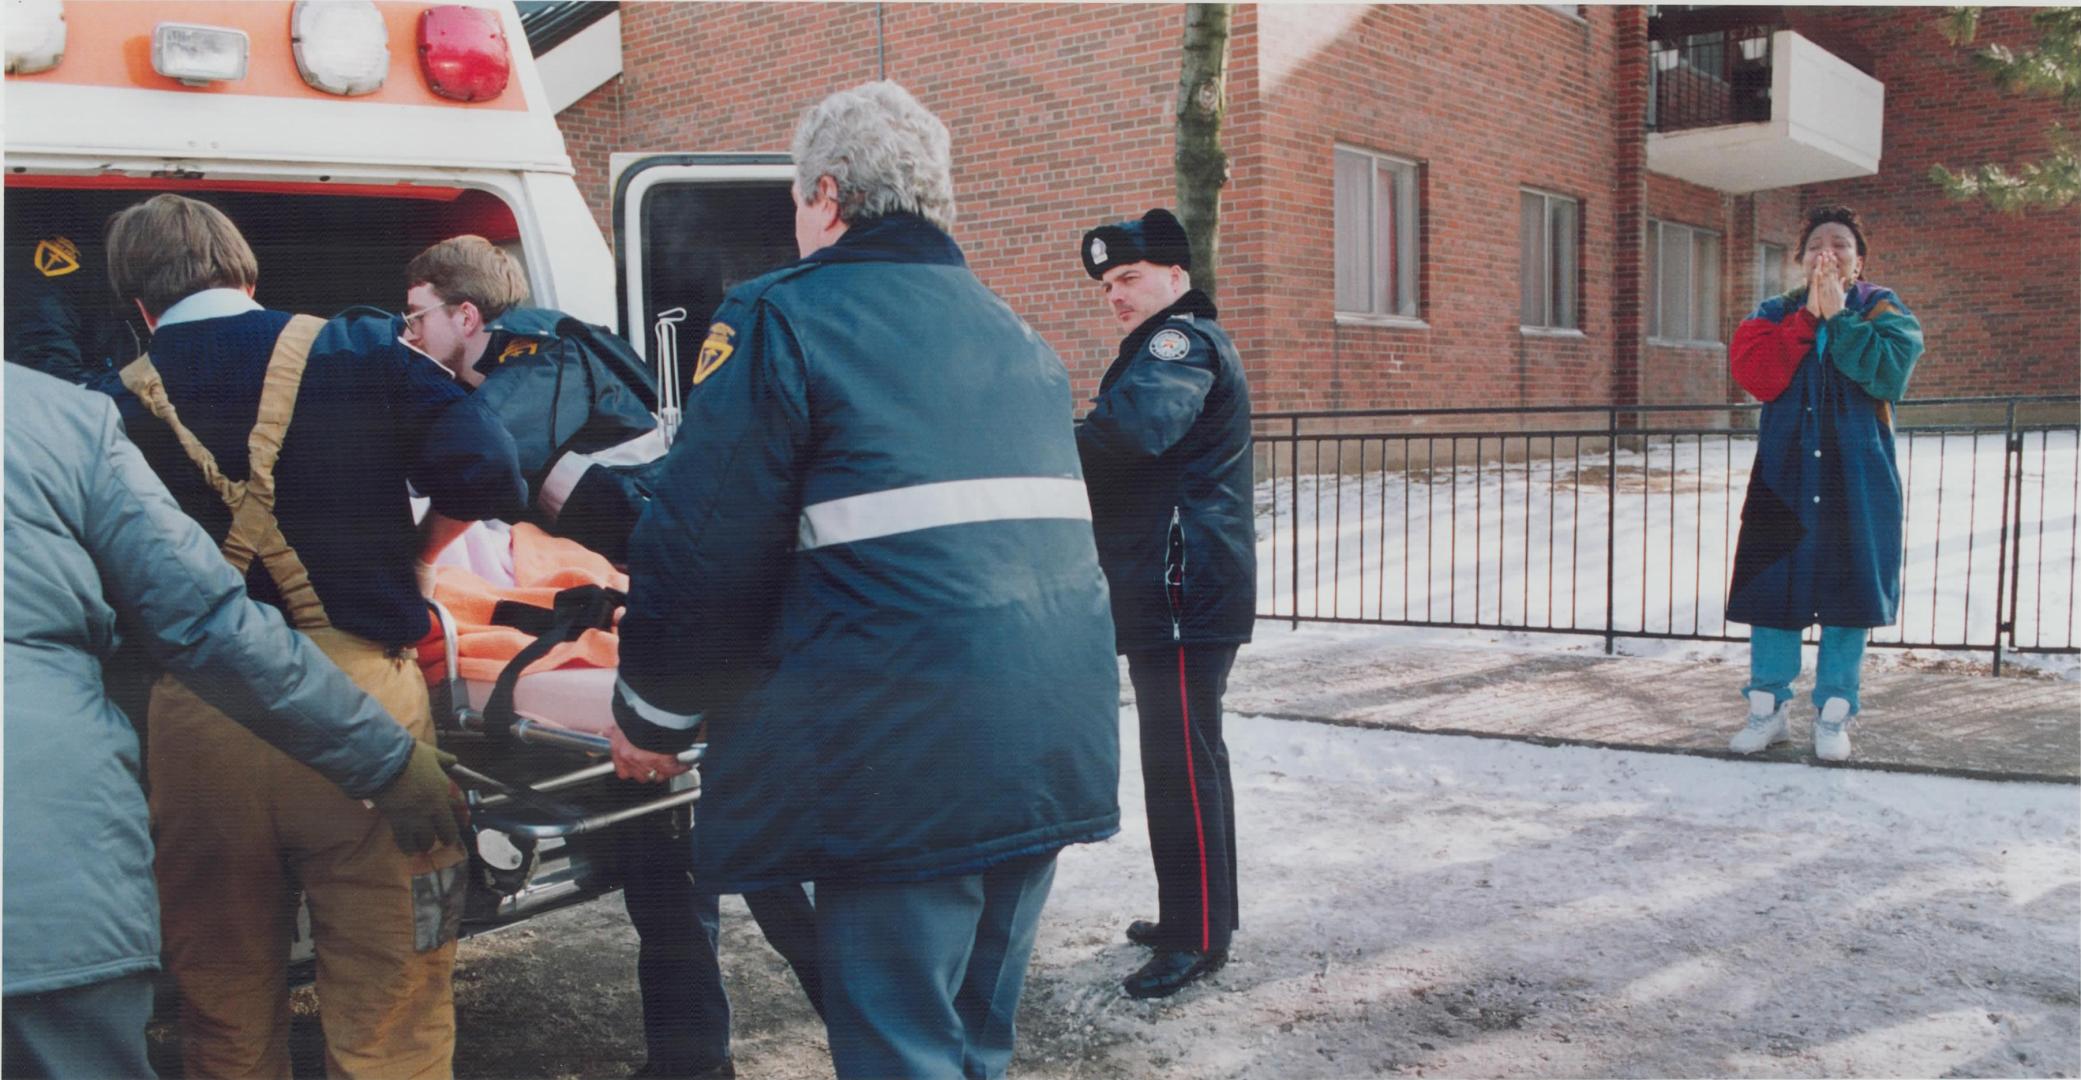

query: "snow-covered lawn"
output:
1256 430 2081 676
1024 708 2081 1079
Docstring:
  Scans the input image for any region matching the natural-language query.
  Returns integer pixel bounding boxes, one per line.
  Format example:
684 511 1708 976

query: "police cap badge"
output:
1080 208 1192 280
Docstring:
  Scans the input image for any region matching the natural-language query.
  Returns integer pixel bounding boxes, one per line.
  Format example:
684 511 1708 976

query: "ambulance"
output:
4 0 803 942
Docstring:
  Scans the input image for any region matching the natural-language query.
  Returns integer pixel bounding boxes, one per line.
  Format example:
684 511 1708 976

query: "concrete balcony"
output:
1646 29 1883 194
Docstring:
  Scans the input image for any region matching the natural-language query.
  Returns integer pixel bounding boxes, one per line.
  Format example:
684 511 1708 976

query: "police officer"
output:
609 81 1120 1079
1077 208 1255 999
403 235 824 1079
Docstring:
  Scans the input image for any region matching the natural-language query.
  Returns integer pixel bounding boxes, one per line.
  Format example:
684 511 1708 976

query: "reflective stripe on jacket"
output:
614 214 1121 891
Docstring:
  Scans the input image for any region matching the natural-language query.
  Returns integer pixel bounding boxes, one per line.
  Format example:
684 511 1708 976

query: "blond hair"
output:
406 235 530 320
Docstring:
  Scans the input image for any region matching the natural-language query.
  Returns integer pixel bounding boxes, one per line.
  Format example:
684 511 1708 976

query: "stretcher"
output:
416 520 700 928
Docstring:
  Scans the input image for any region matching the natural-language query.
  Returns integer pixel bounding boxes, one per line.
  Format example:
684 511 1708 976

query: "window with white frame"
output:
1756 242 1787 305
1334 146 1420 319
1646 219 1721 344
1519 189 1579 330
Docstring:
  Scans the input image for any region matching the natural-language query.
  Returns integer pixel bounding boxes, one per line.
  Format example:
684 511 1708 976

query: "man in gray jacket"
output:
1 365 462 1079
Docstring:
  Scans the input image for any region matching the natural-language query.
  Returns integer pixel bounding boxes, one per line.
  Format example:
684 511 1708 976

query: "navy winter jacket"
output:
104 309 525 646
613 215 1121 891
1078 290 1257 652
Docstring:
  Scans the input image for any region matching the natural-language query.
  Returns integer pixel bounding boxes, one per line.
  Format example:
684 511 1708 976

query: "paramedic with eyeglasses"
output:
402 233 825 1080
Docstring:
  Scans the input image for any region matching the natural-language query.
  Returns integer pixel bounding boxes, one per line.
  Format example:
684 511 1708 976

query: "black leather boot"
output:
1122 948 1227 999
1125 919 1165 947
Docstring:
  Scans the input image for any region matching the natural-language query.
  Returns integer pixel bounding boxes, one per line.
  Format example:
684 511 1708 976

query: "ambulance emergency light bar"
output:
6 0 509 103
4 0 67 75
292 0 389 97
153 22 250 86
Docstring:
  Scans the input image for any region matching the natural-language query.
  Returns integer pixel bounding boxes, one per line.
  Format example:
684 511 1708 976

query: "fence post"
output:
1991 401 2017 676
1290 416 1300 630
1604 405 1618 655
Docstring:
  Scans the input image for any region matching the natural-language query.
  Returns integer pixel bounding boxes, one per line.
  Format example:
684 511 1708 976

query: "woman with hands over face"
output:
1724 205 1924 763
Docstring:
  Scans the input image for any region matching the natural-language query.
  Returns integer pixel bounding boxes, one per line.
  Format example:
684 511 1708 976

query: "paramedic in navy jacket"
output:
1077 208 1256 1000
608 82 1120 1079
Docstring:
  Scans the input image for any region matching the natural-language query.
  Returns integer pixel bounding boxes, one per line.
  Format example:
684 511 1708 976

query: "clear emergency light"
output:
5 0 67 75
292 0 388 96
417 5 510 103
152 22 249 86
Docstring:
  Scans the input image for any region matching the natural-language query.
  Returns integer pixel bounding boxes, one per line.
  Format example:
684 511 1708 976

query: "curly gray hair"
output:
791 81 956 232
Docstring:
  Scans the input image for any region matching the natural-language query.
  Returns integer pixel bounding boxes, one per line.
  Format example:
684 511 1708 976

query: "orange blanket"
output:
420 523 625 685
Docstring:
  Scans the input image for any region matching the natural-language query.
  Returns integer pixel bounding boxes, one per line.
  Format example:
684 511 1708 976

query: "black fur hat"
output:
1081 208 1192 280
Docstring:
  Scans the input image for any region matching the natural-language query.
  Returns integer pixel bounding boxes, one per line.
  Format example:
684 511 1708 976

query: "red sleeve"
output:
1730 308 1816 403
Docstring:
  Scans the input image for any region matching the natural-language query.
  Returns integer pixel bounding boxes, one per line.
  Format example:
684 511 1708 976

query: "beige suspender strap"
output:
116 316 334 630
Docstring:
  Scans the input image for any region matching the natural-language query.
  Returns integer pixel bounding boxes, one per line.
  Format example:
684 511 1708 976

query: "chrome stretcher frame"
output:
424 598 703 930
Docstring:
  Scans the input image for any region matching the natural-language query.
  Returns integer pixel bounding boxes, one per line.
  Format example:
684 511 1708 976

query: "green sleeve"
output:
1825 301 1924 403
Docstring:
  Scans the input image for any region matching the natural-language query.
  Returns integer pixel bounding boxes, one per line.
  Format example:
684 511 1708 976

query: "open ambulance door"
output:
610 153 799 424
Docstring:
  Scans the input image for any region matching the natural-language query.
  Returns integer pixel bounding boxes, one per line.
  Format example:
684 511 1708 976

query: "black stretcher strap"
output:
482 584 626 738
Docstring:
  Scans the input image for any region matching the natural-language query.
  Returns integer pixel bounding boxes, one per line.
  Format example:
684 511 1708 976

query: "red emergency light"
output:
416 5 509 103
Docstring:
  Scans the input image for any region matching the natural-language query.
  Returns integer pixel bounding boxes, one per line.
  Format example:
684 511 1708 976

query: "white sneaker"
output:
1729 691 1791 753
1813 698 1852 762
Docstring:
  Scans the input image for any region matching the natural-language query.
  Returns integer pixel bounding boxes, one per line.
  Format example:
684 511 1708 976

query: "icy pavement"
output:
453 705 2081 1080
1216 623 2081 782
1024 709 2081 1079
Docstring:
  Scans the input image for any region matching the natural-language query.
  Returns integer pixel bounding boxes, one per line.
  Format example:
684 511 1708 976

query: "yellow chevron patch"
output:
692 322 736 386
33 237 80 278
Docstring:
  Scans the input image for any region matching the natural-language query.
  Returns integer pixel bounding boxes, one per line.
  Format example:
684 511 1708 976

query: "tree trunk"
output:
1175 3 1233 303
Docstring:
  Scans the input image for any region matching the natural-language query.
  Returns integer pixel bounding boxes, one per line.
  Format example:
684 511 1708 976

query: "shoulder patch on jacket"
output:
32 237 79 278
692 322 736 385
1148 328 1192 361
497 337 542 363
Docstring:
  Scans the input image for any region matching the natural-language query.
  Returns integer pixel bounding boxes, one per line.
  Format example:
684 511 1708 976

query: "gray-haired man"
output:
608 81 1121 1078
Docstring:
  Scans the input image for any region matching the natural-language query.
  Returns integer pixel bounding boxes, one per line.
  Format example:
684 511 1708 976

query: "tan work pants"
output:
150 628 466 1079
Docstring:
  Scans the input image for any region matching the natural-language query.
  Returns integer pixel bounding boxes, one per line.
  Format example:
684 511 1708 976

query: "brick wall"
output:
562 3 2074 415
558 75 622 241
1242 4 1625 413
605 2 1180 405
1801 7 2080 399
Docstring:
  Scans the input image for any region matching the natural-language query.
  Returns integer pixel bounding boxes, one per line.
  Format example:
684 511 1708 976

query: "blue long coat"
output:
612 215 1121 892
1726 282 1925 630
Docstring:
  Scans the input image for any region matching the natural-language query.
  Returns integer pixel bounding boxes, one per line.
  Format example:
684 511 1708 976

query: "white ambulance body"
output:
5 0 614 328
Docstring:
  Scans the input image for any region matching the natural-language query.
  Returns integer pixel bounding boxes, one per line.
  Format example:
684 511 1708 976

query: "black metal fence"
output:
1253 396 2081 673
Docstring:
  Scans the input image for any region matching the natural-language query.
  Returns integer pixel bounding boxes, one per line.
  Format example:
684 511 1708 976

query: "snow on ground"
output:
1255 430 2081 680
1018 708 2081 1079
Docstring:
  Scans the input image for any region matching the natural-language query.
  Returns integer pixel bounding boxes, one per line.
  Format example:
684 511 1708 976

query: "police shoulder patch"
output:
1148 327 1193 361
692 322 736 385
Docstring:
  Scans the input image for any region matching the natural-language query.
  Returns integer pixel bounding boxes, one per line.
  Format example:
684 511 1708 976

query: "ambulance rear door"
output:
609 153 799 406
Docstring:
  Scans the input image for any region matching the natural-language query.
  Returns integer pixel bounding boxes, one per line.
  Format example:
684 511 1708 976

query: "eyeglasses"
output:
400 301 455 333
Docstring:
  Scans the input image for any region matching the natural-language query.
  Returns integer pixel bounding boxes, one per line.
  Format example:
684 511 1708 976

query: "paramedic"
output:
400 234 660 562
3 365 465 1080
5 226 141 386
403 234 826 1079
1077 208 1255 999
97 193 525 1079
609 81 1121 1079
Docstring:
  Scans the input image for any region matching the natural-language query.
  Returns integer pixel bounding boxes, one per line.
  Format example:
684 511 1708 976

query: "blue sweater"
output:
107 310 524 646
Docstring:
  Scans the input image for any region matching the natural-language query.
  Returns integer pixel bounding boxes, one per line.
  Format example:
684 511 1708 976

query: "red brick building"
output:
532 3 2078 413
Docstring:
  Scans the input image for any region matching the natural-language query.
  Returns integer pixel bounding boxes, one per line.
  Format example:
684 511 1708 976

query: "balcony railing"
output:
1649 26 1776 133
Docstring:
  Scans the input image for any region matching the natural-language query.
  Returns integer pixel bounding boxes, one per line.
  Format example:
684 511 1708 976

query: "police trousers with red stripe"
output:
1126 644 1239 955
